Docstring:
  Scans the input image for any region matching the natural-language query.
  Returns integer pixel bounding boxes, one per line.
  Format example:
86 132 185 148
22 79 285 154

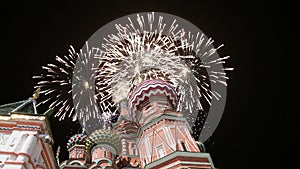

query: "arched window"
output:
181 142 187 151
104 150 107 157
196 141 206 152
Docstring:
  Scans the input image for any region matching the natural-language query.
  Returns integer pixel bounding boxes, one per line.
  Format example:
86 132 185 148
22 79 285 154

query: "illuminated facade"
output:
60 79 216 169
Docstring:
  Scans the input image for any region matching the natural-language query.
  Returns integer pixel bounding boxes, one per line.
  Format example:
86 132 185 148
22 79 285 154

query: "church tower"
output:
60 129 90 168
85 126 122 169
127 79 215 169
113 100 140 168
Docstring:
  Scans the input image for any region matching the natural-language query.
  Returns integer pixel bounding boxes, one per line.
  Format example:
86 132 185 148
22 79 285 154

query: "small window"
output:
156 145 165 158
181 142 187 151
104 150 106 157
135 149 139 156
158 148 165 158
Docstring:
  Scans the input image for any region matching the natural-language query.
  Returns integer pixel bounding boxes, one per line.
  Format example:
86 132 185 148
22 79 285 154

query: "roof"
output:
0 99 36 114
128 79 178 115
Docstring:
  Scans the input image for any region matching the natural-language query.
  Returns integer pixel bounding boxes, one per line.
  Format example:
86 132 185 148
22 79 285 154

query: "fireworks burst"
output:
33 43 102 123
96 13 187 117
34 12 232 139
33 46 77 120
96 12 233 123
72 43 102 123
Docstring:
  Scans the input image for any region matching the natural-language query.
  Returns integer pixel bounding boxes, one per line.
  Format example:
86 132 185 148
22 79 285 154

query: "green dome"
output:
85 128 122 154
67 133 89 149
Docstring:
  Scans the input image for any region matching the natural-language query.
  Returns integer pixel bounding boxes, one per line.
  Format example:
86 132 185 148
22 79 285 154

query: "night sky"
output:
0 1 289 169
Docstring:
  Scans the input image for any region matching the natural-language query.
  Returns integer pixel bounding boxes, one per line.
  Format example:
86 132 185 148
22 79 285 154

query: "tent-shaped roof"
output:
0 98 37 114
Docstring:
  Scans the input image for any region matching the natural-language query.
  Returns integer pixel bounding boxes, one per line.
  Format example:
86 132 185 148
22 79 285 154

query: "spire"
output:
56 146 60 165
10 88 41 114
82 127 86 134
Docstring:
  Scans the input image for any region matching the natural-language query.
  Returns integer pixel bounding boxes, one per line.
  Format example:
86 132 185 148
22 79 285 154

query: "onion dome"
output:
128 79 178 120
85 127 122 155
66 132 89 149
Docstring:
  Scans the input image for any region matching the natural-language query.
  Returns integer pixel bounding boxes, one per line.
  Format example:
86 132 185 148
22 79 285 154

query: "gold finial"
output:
133 74 143 85
56 146 60 164
138 75 143 83
56 146 60 157
33 87 41 100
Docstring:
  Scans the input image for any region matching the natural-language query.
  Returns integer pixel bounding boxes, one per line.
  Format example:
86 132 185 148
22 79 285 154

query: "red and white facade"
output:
0 113 57 169
0 78 216 169
130 79 215 169
58 79 216 168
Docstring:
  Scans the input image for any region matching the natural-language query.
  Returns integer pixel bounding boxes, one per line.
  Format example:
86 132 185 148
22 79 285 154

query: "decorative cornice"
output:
144 151 214 169
0 127 12 131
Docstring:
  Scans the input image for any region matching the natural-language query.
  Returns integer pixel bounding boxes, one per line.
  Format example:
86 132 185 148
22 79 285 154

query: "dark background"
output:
0 1 289 169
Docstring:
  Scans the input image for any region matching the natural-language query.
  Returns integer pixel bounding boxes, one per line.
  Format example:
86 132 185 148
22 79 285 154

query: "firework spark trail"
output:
72 42 102 123
95 12 233 124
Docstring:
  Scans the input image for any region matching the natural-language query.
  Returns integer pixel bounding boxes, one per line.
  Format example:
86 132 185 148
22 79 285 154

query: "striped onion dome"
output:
85 128 122 154
67 132 89 149
129 79 178 116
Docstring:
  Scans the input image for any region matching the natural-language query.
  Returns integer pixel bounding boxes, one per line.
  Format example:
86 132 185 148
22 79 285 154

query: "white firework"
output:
34 42 103 123
72 42 102 123
95 12 233 120
33 46 78 120
34 12 232 135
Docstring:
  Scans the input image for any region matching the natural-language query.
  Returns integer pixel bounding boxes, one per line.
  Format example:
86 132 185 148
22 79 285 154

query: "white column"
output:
16 134 37 169
121 138 127 155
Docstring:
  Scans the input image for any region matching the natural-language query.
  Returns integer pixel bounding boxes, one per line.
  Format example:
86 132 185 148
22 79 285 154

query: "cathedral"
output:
0 79 215 169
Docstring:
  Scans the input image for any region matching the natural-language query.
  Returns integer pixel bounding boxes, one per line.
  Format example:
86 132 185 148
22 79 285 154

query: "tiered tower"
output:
128 79 215 169
113 100 140 168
